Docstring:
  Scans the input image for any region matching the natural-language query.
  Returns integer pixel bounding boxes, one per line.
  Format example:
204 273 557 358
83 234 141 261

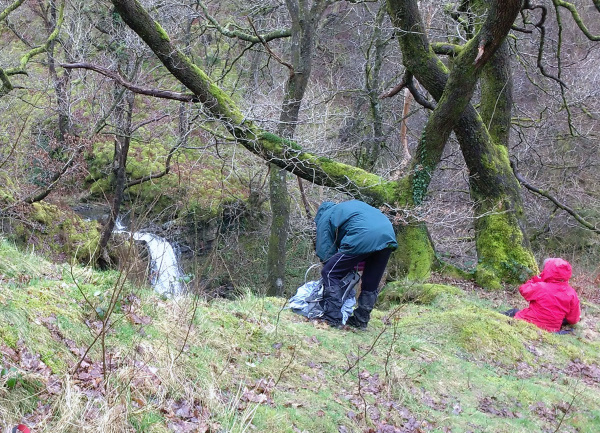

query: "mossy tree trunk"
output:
387 0 537 287
464 41 537 287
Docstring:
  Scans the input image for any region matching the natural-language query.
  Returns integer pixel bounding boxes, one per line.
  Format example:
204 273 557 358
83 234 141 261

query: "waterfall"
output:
132 232 183 297
114 218 183 297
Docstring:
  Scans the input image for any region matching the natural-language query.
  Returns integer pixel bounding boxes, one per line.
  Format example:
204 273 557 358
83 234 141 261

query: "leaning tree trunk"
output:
387 0 537 287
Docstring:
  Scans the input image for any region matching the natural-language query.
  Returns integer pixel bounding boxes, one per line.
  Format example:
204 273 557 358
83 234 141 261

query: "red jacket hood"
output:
540 258 572 283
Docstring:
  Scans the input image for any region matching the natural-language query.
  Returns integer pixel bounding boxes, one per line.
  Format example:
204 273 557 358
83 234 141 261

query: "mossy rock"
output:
379 281 464 307
13 202 101 264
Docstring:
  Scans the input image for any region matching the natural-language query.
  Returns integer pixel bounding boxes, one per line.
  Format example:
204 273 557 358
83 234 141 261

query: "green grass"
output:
0 238 599 432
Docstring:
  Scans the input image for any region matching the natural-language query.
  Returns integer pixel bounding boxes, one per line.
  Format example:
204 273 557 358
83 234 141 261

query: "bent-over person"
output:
314 200 397 329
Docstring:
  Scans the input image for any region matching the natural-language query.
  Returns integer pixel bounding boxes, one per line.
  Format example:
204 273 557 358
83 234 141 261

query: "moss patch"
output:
379 281 464 307
10 202 101 264
389 224 436 281
474 210 537 289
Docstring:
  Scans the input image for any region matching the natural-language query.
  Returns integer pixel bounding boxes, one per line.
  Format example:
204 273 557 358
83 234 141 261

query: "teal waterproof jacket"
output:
314 200 397 262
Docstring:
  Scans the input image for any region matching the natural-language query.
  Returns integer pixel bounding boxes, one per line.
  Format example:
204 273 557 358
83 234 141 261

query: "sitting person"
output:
314 200 397 329
504 258 580 332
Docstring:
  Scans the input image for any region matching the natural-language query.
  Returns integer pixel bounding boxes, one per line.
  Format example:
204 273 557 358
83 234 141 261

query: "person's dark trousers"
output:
321 248 393 326
502 308 520 318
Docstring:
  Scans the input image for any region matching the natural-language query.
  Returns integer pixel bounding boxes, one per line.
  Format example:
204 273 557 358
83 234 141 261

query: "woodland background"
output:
1 1 600 432
1 0 599 296
1 0 599 293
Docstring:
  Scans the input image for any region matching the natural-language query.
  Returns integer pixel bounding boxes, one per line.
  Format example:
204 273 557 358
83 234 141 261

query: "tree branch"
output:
111 0 397 205
23 143 86 204
521 3 568 88
379 73 409 99
61 63 198 102
553 0 600 41
125 144 178 188
247 17 294 77
380 72 434 110
431 42 462 57
511 161 599 234
199 0 291 43
0 0 25 21
0 69 14 97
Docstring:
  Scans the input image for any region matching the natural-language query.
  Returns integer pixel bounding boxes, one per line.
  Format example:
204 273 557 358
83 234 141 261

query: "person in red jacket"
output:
504 258 581 332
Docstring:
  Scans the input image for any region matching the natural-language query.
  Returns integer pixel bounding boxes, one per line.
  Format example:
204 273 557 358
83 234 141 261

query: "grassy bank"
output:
1 238 599 432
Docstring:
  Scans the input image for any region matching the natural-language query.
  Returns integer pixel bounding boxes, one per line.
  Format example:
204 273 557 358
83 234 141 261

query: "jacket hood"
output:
540 258 572 283
314 201 335 225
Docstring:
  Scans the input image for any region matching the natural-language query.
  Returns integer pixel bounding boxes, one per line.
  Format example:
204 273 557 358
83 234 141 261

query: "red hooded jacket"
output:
515 258 580 332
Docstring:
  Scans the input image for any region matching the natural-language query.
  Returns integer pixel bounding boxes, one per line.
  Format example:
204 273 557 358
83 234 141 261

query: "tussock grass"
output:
1 238 599 432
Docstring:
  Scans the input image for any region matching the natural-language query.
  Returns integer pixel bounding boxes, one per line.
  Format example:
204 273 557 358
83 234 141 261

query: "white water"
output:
132 232 183 297
114 219 183 296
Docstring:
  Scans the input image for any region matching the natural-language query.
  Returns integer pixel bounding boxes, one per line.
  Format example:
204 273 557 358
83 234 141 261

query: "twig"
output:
247 17 294 77
297 177 313 219
343 303 406 376
511 160 599 234
61 62 198 102
553 381 581 433
273 345 296 388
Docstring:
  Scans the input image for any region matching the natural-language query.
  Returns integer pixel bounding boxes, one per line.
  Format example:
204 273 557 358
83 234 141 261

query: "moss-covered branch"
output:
431 42 462 57
0 0 25 21
0 68 13 97
199 0 291 43
552 0 600 41
3 1 64 79
110 0 398 206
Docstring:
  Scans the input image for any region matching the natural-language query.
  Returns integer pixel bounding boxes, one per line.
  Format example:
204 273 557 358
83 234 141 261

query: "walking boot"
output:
346 290 378 330
319 285 345 327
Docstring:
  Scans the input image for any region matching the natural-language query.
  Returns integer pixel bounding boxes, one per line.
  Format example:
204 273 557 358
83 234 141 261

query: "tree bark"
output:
387 0 537 287
267 0 327 296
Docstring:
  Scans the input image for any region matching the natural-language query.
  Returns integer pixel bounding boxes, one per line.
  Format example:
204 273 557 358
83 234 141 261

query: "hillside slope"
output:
0 238 599 433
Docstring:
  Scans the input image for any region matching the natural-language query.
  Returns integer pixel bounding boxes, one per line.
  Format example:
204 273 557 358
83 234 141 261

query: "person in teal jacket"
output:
314 200 397 328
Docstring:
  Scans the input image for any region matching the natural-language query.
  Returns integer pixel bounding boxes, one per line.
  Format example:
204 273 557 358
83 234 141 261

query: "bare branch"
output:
379 76 409 99
125 144 178 188
23 143 87 204
511 161 599 234
380 72 434 110
61 63 198 102
520 3 569 88
247 17 294 77
407 78 435 110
